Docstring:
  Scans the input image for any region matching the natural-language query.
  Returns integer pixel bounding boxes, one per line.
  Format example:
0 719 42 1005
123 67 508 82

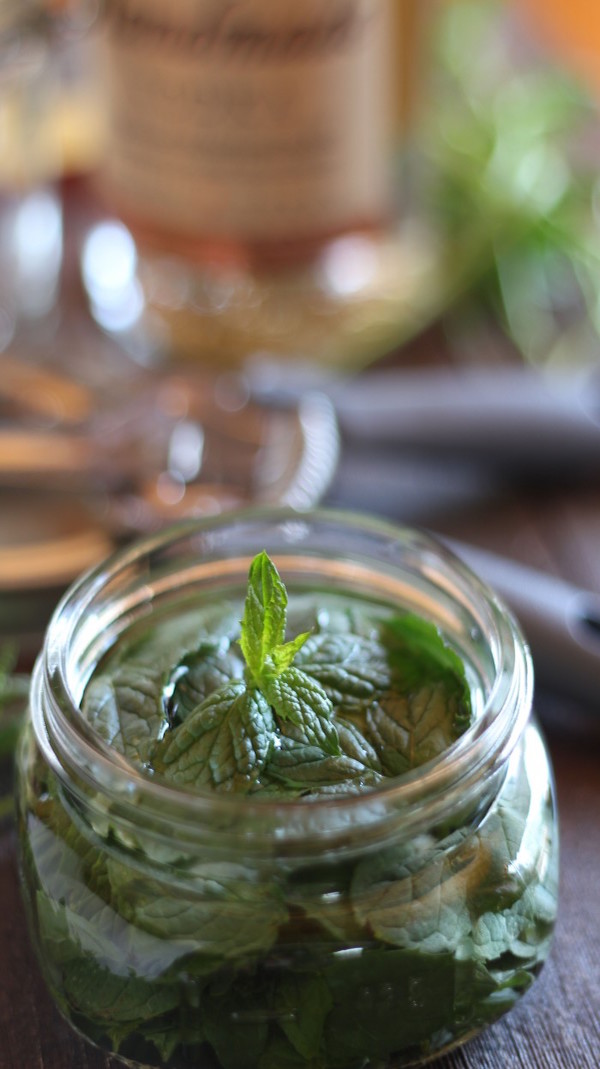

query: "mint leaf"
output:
295 632 390 710
166 639 244 723
150 553 343 792
323 948 498 1065
34 876 187 982
29 794 113 905
202 980 270 1069
335 717 382 770
239 550 288 681
108 858 286 962
82 665 168 764
263 715 382 796
270 631 312 675
381 614 472 732
266 736 379 791
83 556 474 807
138 1023 185 1063
276 973 333 1059
384 613 466 677
353 846 473 954
239 551 312 686
259 1033 320 1069
366 682 469 773
286 873 366 943
152 682 275 792
60 952 179 1024
263 666 340 755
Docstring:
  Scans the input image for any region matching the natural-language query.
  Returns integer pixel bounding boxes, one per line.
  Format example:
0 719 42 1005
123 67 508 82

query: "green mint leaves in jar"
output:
17 521 558 1069
87 550 473 797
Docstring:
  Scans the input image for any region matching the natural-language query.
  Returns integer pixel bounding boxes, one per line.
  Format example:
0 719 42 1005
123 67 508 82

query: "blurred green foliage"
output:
0 644 28 760
422 0 600 366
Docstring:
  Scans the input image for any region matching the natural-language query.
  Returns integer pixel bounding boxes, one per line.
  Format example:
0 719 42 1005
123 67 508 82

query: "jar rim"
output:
34 507 533 853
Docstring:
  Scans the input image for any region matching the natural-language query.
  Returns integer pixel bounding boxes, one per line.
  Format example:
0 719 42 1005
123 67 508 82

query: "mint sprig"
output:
148 555 473 795
152 552 339 792
240 551 313 688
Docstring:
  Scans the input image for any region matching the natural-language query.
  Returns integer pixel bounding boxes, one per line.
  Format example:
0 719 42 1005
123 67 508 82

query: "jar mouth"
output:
35 508 533 854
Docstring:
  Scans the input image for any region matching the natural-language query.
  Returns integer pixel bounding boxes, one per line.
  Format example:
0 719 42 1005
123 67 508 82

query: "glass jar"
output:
16 509 559 1069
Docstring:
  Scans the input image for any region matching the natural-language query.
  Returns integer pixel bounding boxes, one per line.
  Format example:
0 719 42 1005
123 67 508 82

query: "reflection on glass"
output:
167 420 205 483
318 236 379 298
13 189 63 318
81 219 144 333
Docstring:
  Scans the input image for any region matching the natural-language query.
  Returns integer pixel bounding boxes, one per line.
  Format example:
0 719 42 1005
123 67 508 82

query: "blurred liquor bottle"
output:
89 0 434 371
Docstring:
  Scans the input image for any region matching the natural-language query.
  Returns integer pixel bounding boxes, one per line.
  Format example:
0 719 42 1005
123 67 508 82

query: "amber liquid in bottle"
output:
96 0 429 368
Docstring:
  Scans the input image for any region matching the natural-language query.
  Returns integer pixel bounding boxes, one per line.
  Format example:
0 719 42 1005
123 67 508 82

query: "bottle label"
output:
101 0 393 242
